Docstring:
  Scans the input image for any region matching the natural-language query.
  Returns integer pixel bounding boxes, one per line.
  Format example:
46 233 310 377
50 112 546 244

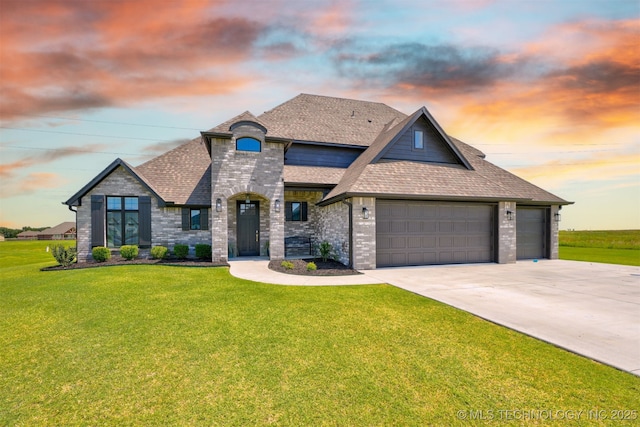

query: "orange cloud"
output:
0 144 110 178
0 0 261 121
0 172 65 198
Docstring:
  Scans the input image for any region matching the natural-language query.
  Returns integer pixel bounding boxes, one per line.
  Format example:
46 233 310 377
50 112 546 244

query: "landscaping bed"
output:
268 258 361 276
42 255 227 271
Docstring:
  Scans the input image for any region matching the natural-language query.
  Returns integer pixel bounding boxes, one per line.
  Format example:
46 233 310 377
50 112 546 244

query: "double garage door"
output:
376 200 494 268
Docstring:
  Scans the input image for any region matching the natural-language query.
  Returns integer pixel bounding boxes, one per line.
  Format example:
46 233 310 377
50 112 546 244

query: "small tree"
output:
318 240 333 262
50 244 77 267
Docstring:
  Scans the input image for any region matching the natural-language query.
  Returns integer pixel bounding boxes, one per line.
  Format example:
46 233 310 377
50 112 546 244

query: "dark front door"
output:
237 201 260 256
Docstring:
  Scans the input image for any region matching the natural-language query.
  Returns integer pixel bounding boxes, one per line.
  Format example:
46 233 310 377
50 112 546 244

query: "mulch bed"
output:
42 256 228 271
268 258 361 276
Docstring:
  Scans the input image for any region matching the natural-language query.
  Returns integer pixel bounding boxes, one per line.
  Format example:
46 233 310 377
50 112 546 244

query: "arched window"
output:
236 137 261 152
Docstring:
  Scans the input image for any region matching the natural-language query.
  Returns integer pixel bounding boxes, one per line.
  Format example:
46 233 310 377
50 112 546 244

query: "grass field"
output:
1 240 639 426
559 230 640 266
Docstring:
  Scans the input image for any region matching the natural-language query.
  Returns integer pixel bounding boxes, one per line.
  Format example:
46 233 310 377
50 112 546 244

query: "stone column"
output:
351 196 377 270
497 201 516 263
549 205 560 259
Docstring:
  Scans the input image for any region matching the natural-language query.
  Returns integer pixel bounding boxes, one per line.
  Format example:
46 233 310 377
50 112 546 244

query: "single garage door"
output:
376 201 494 267
516 207 547 259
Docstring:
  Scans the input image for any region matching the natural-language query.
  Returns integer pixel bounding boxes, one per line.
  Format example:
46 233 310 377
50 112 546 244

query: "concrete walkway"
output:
228 258 640 376
228 258 381 286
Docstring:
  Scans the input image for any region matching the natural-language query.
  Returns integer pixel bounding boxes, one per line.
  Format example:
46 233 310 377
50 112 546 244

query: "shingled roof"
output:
65 93 569 208
135 137 211 205
321 107 570 205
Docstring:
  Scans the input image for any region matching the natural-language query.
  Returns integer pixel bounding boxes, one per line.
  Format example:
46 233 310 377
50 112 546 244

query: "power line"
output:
3 145 145 157
15 114 201 131
0 126 182 142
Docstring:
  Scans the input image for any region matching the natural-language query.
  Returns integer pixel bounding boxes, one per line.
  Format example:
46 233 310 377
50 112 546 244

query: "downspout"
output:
341 199 353 268
67 205 77 239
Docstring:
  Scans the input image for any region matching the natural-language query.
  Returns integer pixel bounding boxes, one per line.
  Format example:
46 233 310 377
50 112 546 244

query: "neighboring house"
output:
17 230 40 240
38 222 77 240
65 94 571 269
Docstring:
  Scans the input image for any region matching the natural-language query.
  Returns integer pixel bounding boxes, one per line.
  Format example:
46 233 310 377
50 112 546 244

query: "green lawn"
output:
559 230 640 266
1 241 639 426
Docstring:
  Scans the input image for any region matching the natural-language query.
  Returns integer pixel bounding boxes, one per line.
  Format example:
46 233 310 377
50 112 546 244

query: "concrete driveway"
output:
363 260 640 376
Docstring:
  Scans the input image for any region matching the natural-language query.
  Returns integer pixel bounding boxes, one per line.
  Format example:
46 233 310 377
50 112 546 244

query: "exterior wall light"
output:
506 210 513 221
362 207 370 219
215 198 222 212
554 213 561 222
275 199 281 212
245 193 250 204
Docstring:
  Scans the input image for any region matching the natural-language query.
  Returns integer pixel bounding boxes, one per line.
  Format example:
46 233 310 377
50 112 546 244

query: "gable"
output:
380 116 462 165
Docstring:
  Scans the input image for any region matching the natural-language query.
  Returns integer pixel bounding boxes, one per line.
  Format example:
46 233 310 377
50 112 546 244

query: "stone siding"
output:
550 205 560 259
75 166 211 262
497 201 517 263
316 200 350 266
350 197 377 270
210 123 285 262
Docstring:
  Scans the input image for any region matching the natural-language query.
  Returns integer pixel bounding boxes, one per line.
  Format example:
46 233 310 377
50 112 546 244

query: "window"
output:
414 130 424 149
190 209 201 230
285 201 308 221
236 137 261 152
106 196 138 247
181 207 209 231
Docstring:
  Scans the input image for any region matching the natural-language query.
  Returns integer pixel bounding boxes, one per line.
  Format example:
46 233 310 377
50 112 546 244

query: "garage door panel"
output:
391 237 407 249
517 207 547 259
407 221 421 233
407 252 423 264
422 221 437 232
408 237 422 248
439 222 453 233
377 237 391 250
390 253 407 265
422 236 436 248
453 221 466 233
377 200 494 267
390 221 406 233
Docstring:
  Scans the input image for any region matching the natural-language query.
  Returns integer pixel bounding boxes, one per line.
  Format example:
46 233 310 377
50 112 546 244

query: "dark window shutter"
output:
301 202 308 222
285 202 293 221
182 208 190 231
139 196 151 247
91 195 105 247
200 208 209 230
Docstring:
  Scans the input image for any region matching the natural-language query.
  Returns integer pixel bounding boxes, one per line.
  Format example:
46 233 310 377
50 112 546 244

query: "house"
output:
65 94 571 269
17 230 40 240
38 222 77 240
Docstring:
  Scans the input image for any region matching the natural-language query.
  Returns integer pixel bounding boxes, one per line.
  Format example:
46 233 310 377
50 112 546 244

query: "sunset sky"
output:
1 0 638 230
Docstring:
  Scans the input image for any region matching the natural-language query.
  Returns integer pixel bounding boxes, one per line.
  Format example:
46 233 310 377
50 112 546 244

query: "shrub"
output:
318 240 333 262
120 245 139 261
195 244 212 260
92 247 111 263
50 244 77 267
306 262 317 271
150 246 168 260
173 244 189 259
281 260 294 270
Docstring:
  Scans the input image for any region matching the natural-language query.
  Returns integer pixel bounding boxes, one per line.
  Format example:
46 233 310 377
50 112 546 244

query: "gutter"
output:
341 199 353 268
